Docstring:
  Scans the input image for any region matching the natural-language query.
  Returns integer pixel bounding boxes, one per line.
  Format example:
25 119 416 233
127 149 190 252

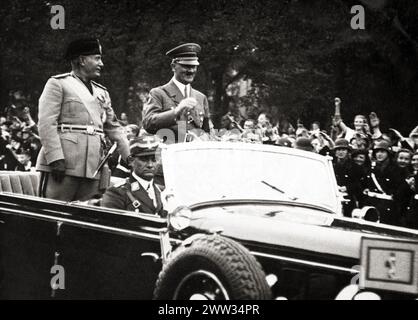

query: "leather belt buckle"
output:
86 125 95 135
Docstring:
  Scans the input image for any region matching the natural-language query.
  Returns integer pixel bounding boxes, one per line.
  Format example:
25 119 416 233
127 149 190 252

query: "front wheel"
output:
153 234 271 300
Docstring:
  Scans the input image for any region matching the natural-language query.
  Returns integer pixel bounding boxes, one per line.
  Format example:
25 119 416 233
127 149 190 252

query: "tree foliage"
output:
0 0 417 133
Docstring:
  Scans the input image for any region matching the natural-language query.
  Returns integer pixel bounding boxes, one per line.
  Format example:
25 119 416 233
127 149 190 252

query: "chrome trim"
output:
335 284 360 300
0 207 181 244
251 251 358 274
141 252 160 262
56 221 63 236
139 226 169 233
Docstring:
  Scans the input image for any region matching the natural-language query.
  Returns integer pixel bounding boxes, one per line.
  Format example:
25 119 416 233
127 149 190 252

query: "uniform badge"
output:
131 181 140 192
96 93 106 106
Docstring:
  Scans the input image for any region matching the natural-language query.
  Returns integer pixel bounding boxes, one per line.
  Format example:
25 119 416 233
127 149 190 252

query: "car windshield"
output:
163 143 340 212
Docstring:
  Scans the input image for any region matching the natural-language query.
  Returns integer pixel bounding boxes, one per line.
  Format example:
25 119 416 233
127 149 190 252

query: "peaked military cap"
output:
65 38 102 60
166 43 201 66
129 134 161 157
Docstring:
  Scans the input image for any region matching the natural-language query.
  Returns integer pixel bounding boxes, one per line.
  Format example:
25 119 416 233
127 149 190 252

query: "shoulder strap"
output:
123 186 142 212
370 171 386 194
91 80 107 90
52 73 71 79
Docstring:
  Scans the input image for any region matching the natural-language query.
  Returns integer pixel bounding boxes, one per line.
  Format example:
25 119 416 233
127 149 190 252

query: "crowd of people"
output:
217 97 418 229
2 38 418 231
3 87 418 230
0 90 41 172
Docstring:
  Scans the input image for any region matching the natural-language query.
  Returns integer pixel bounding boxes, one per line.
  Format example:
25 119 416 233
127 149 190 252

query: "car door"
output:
0 194 58 299
53 204 166 299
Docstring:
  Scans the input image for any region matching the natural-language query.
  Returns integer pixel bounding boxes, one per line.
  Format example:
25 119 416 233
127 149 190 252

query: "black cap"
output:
373 140 391 153
65 38 102 60
166 43 201 66
129 134 161 157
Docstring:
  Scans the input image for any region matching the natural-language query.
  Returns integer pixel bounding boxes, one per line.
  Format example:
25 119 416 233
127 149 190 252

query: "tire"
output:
153 234 271 300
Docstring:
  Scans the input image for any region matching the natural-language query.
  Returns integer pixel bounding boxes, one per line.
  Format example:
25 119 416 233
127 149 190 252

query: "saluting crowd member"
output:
36 38 129 201
143 43 212 143
101 134 166 216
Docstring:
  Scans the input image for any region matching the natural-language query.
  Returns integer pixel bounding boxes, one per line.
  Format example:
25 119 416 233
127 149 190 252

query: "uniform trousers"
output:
40 173 100 201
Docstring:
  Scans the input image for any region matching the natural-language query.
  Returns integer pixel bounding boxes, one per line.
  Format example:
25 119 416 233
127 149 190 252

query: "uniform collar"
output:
132 171 154 190
171 76 190 98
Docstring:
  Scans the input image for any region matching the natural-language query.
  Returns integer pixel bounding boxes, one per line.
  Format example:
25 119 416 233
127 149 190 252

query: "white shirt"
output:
172 76 191 98
132 172 157 207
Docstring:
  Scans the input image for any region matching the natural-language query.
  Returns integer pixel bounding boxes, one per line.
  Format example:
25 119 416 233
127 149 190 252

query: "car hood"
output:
188 202 418 259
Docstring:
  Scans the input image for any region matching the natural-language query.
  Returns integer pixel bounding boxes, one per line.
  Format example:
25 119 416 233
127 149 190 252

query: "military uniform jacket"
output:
405 173 418 229
362 162 406 200
333 158 363 199
362 161 409 225
101 176 166 216
142 80 210 142
36 72 129 179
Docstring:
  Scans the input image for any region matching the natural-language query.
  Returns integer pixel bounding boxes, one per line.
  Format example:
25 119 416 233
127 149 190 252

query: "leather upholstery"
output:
0 171 40 196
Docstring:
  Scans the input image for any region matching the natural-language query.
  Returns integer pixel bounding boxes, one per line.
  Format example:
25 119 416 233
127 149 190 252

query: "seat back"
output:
0 171 40 196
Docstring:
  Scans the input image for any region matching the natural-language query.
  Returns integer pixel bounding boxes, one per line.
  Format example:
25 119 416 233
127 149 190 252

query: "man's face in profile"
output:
173 63 197 84
80 54 104 80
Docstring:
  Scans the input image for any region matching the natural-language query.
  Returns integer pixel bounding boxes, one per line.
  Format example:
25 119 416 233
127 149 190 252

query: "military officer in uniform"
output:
101 134 166 216
142 43 212 143
36 38 129 201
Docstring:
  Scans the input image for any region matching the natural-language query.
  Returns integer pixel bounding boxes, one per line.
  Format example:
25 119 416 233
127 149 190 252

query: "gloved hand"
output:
174 97 197 118
50 159 66 183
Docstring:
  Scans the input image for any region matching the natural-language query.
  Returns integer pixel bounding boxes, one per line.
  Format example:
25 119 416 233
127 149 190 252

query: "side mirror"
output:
351 206 380 223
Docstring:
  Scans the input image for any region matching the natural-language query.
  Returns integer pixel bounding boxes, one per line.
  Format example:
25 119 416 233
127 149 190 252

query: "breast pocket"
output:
163 99 177 111
60 133 78 169
62 98 84 118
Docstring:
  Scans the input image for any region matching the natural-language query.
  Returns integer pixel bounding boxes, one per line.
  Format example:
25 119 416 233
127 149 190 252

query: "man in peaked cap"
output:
36 38 129 201
142 43 212 143
101 134 166 216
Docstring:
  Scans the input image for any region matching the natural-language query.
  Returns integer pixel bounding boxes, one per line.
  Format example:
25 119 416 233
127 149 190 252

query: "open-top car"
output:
1 142 418 299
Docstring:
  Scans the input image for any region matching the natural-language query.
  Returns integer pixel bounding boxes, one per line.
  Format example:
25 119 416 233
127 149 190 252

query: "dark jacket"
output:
142 80 210 143
101 176 166 217
362 160 407 226
333 157 364 216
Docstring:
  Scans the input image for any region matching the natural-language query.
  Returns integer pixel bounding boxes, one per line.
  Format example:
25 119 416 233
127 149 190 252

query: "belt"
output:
364 190 393 201
59 124 104 136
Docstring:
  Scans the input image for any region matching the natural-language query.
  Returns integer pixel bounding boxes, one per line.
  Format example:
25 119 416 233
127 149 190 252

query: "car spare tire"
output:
153 234 271 300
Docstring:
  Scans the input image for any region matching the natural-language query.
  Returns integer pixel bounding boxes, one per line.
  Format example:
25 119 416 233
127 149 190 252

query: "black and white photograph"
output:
1 0 418 303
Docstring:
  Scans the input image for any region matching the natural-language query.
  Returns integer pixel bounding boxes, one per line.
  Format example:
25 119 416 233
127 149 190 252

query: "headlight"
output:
169 206 192 231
